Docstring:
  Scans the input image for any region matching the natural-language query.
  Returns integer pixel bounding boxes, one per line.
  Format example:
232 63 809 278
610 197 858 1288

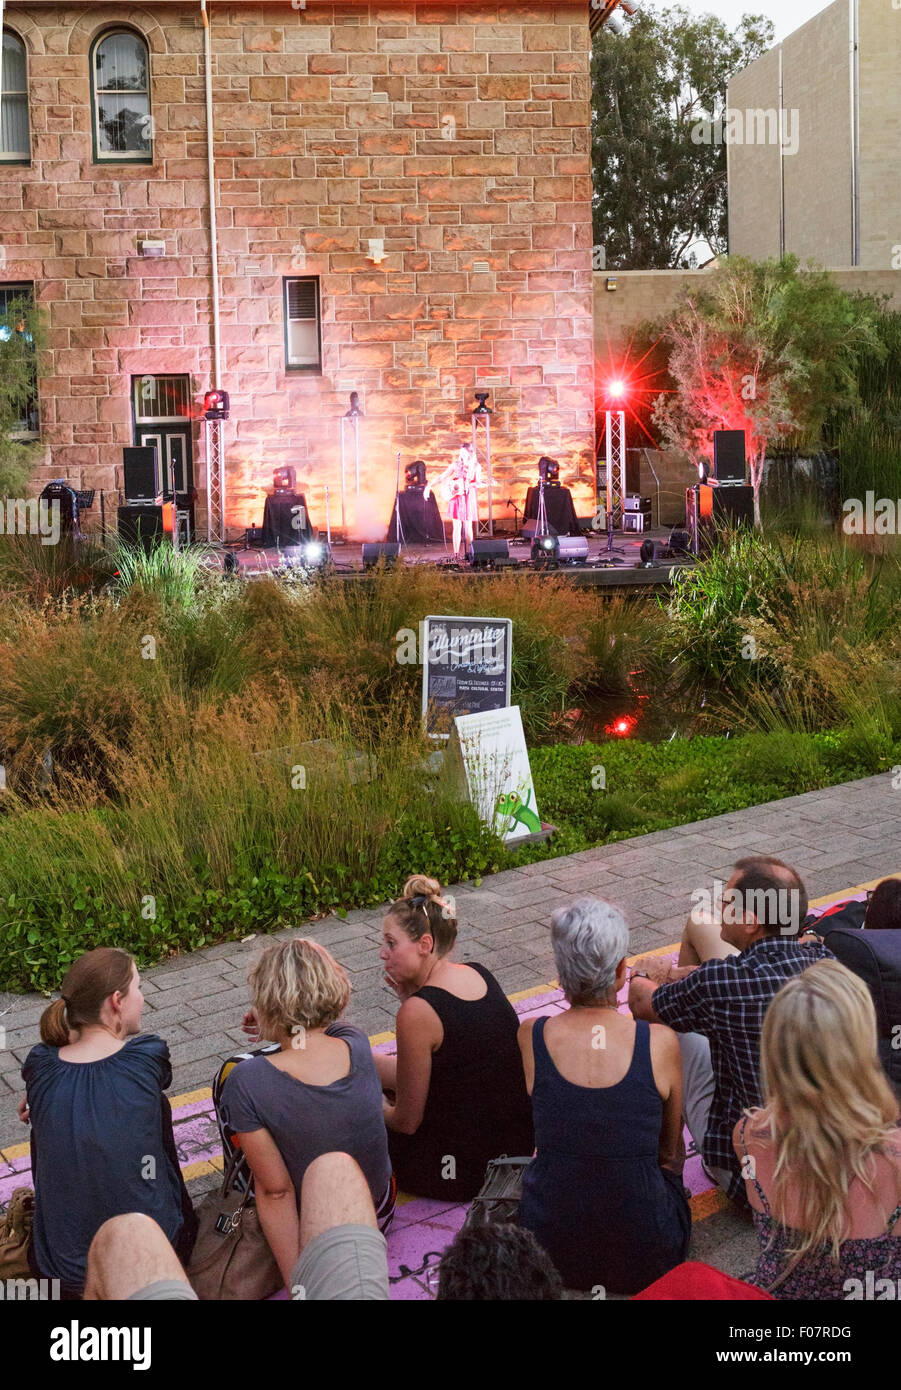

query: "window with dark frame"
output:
91 29 152 162
1 31 30 162
0 283 39 436
283 277 322 371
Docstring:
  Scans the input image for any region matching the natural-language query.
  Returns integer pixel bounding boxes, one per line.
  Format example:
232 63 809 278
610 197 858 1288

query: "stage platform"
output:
220 526 693 589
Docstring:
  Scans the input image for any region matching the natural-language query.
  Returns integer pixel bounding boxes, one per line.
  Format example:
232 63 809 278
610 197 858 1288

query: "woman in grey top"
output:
219 938 394 1287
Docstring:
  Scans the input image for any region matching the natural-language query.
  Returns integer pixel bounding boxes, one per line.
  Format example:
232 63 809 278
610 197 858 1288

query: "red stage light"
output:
606 713 637 737
608 379 627 399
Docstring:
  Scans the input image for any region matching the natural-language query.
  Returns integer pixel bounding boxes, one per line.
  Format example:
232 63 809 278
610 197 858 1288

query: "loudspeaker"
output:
123 446 160 503
687 483 754 554
470 538 511 569
118 504 163 553
555 535 589 563
362 542 401 568
713 430 746 485
521 522 558 542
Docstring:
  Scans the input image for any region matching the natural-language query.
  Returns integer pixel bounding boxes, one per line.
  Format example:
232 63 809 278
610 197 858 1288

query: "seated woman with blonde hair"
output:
373 875 533 1200
219 938 393 1288
736 958 901 1298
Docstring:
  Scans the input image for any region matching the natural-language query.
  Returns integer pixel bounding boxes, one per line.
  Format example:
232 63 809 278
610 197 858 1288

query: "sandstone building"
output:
0 2 597 539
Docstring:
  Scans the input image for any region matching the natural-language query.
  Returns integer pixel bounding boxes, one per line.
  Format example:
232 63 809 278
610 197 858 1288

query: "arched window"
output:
91 29 152 162
1 31 30 162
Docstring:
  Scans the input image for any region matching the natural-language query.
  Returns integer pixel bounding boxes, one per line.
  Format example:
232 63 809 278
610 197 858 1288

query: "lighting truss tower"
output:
205 417 225 543
471 396 493 537
604 409 626 529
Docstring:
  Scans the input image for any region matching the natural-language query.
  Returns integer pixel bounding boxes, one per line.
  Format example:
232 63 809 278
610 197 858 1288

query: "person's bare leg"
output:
452 519 462 557
678 909 739 967
84 1213 187 1301
372 1050 396 1093
299 1152 378 1252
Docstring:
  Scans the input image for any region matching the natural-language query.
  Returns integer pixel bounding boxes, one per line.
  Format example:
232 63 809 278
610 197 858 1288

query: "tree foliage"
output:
591 5 774 269
0 292 45 498
651 257 885 525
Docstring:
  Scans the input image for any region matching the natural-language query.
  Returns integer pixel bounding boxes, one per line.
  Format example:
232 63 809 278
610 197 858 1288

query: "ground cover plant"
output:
0 527 898 992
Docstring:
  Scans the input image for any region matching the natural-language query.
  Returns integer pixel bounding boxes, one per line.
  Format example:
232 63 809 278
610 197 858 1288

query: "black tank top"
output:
388 962 534 1200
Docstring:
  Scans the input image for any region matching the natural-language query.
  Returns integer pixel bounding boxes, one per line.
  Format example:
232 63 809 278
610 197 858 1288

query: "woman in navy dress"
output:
518 899 690 1294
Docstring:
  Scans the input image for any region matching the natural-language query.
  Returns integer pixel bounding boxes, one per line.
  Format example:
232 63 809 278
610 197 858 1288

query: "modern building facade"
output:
727 0 901 272
0 2 597 538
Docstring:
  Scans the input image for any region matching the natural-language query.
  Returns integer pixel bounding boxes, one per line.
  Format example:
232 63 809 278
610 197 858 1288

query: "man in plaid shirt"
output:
629 857 832 1200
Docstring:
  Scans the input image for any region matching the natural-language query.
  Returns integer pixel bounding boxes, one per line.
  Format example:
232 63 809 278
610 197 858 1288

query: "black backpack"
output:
212 1044 281 1194
825 927 901 1103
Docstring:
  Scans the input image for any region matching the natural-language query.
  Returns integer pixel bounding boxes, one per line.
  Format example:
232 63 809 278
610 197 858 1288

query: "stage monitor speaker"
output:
521 521 558 542
118 504 163 554
362 542 401 569
123 446 160 503
470 538 510 569
713 430 746 485
555 535 589 564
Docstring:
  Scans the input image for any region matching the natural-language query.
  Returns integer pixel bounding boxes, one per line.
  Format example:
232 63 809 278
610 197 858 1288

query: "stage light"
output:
280 541 331 570
273 466 296 493
473 391 492 415
606 714 637 738
608 379 627 400
204 389 229 420
301 541 328 566
537 456 560 484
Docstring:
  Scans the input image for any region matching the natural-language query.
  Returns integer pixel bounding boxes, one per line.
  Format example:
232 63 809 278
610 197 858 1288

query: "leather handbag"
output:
187 1151 283 1301
0 1186 34 1281
463 1155 533 1228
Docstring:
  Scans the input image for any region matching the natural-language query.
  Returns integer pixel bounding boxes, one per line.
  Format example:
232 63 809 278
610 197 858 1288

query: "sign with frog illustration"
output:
453 706 541 843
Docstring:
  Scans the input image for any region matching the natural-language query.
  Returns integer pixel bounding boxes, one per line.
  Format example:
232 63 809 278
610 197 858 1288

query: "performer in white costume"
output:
424 441 484 562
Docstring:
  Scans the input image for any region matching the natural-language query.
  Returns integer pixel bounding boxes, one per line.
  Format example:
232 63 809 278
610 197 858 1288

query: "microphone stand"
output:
394 451 406 551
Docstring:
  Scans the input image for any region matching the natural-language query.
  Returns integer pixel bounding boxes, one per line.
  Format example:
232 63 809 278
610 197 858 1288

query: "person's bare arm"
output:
517 1018 537 1096
383 997 441 1135
628 974 664 1024
235 1128 299 1289
649 1025 684 1171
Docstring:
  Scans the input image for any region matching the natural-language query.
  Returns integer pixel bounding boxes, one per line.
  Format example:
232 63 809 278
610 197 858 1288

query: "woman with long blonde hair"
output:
735 959 901 1298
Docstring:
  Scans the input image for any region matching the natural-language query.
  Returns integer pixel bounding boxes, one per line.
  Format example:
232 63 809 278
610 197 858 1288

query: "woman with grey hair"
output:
517 898 690 1293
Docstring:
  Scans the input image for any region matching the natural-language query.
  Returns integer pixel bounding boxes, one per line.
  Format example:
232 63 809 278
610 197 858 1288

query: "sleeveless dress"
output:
388 962 534 1200
519 1016 691 1294
739 1117 901 1299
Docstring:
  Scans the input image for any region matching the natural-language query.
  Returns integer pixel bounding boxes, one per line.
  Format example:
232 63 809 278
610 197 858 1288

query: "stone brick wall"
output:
1 2 596 538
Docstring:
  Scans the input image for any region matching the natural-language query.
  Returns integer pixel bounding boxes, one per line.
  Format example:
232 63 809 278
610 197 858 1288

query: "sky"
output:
645 0 837 45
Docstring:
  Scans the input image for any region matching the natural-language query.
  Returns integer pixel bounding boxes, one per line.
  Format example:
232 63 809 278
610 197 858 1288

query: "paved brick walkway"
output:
2 768 898 1153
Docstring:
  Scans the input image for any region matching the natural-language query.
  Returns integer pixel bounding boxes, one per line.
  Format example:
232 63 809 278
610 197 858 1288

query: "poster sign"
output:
421 614 512 739
453 706 541 843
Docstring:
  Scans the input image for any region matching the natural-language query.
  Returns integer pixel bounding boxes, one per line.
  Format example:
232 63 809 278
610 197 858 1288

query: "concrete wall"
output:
1 2 597 536
726 44 782 262
858 0 901 272
728 0 900 272
781 0 853 267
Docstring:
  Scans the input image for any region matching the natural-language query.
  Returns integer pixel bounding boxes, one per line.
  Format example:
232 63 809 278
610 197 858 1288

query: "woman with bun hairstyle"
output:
19 947 195 1297
373 875 533 1199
